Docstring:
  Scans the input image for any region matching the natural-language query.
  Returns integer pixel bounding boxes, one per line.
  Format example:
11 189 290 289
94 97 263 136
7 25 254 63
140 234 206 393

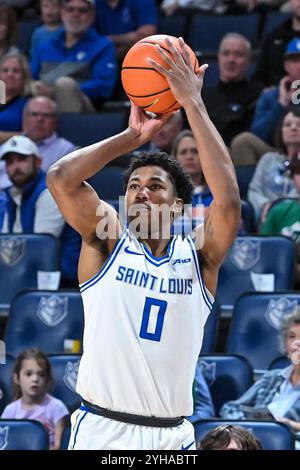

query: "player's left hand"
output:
147 37 208 108
128 101 176 144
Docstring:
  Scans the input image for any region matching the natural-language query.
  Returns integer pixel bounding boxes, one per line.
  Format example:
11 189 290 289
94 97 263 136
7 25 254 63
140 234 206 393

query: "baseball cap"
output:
0 135 41 160
284 38 300 59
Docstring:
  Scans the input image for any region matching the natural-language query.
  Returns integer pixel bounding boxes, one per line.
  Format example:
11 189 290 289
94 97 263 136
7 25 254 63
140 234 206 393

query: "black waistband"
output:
81 399 184 428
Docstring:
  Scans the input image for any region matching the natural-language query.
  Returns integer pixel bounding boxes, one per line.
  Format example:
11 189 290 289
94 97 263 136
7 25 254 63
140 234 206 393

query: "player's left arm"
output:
148 37 241 295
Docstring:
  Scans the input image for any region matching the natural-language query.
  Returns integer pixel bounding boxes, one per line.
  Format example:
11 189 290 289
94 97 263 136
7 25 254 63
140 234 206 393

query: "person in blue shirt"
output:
31 0 117 112
30 0 62 58
95 0 157 59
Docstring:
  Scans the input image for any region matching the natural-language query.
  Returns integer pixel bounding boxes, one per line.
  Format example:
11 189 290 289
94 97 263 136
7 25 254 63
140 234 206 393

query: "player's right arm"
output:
47 105 174 282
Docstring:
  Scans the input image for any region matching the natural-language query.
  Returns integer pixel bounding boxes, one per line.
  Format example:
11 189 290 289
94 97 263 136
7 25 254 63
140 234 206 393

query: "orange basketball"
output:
121 34 198 114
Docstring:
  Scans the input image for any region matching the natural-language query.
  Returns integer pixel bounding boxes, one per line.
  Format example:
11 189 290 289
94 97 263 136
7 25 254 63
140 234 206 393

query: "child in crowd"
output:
1 348 69 450
30 0 61 55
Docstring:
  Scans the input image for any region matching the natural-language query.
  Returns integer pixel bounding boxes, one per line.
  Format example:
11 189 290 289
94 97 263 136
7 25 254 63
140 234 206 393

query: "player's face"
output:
125 165 181 237
14 358 48 401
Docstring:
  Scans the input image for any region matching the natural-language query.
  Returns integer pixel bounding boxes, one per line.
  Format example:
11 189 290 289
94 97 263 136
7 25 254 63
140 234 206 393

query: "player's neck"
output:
140 237 171 258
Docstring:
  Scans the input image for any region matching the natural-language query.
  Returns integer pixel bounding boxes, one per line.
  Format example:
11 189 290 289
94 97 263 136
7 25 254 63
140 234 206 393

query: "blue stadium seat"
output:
88 166 124 200
57 112 127 148
216 235 296 309
17 20 40 55
200 303 220 354
0 419 49 450
0 355 14 414
241 200 255 233
60 424 71 450
226 292 300 370
199 354 253 415
187 14 260 53
235 164 256 200
194 419 295 450
0 234 59 313
4 290 84 357
49 354 81 413
269 356 291 370
158 15 187 38
261 12 291 39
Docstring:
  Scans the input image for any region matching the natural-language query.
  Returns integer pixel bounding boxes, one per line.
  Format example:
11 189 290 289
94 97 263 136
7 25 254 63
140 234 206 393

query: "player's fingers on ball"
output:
155 45 173 65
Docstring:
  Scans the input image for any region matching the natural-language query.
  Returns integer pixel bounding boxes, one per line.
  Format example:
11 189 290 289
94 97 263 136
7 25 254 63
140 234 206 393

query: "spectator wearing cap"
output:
30 0 117 112
248 108 299 224
253 0 300 87
231 38 300 166
95 0 157 59
0 135 81 286
0 96 78 191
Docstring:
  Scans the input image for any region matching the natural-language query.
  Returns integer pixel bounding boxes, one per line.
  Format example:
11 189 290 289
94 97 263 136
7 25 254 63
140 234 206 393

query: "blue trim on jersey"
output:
72 409 88 449
138 236 177 267
187 235 213 310
79 231 127 293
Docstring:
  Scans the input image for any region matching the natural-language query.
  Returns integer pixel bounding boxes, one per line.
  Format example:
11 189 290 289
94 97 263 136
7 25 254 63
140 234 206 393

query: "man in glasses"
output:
30 0 117 112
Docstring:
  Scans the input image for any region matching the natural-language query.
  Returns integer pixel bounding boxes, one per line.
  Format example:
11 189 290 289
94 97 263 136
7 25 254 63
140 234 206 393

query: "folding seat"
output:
0 355 14 414
198 354 253 414
0 234 59 313
226 292 300 370
0 419 48 450
88 166 124 200
261 12 291 39
216 235 295 311
235 164 256 200
187 14 260 54
200 303 220 354
57 111 128 148
194 419 295 450
49 354 81 413
4 290 84 357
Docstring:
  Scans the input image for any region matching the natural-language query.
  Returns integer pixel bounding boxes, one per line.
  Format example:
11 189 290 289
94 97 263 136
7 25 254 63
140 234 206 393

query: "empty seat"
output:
187 14 260 54
0 419 48 450
158 14 188 38
194 419 295 450
49 354 81 413
216 235 296 310
4 290 84 357
199 354 253 414
0 234 59 312
226 292 300 370
57 112 128 148
200 303 220 354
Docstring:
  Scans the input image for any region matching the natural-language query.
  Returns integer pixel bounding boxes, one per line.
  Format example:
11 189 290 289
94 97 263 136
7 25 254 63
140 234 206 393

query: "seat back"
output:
200 303 220 354
0 419 48 450
49 354 81 413
88 166 124 200
226 292 300 369
57 112 127 147
187 14 260 53
194 419 294 450
261 12 291 39
0 355 14 414
199 354 253 414
0 234 59 311
235 164 256 200
60 424 71 450
158 15 188 38
17 20 40 55
269 355 291 370
241 200 255 233
216 235 296 309
4 290 84 357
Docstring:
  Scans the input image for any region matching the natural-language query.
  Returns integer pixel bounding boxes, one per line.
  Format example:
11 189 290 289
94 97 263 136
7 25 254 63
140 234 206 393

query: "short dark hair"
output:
123 152 194 205
274 107 300 154
199 424 263 450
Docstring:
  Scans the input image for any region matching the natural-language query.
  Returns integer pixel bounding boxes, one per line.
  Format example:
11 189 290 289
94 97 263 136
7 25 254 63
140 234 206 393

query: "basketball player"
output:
47 37 240 450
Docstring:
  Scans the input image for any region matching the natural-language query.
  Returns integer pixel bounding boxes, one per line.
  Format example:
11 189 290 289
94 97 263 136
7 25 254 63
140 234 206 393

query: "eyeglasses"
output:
27 111 56 119
63 5 91 14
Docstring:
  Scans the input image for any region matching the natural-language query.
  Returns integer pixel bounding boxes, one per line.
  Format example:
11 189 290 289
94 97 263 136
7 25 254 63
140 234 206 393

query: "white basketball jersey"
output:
77 229 213 418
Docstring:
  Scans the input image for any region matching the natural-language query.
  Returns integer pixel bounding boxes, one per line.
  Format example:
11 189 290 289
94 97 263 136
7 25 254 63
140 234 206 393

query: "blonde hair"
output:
0 52 32 96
